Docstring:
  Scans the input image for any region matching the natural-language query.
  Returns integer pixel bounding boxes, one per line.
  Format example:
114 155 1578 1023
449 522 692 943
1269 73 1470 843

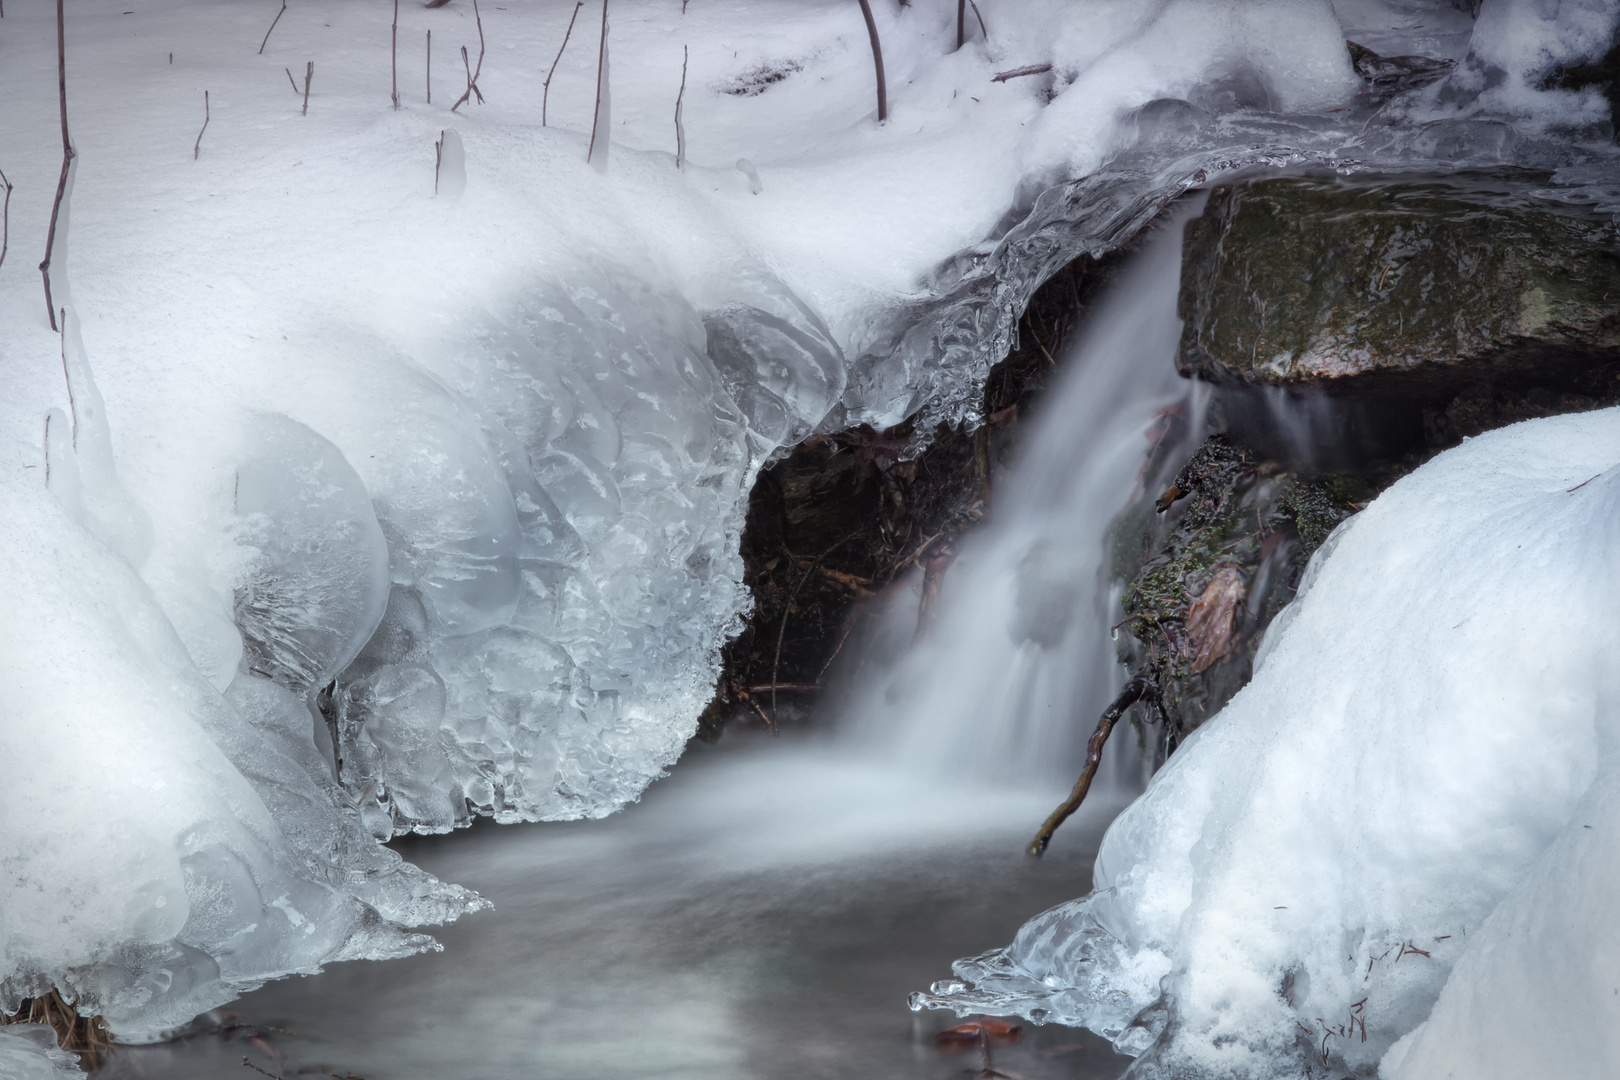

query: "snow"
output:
2 0 1619 1050
915 408 1620 1078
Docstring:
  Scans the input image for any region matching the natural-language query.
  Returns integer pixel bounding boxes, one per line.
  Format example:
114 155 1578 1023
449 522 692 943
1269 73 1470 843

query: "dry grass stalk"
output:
856 0 886 121
542 0 583 126
39 0 73 332
258 0 286 54
193 90 210 159
449 0 485 112
1 989 114 1069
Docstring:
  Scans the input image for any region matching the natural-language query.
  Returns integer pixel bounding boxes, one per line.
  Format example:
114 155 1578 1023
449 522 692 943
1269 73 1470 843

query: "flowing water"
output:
101 207 1207 1080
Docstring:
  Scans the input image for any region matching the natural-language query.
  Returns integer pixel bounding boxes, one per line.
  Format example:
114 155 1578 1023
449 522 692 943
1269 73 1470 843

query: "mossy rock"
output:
1179 174 1620 395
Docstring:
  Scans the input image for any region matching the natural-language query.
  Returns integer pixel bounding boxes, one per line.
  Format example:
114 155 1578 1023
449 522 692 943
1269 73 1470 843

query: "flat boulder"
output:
1178 174 1620 398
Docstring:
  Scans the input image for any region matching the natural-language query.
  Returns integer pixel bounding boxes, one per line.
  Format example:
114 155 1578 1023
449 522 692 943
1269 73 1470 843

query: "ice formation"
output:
2 0 1618 1052
915 409 1620 1076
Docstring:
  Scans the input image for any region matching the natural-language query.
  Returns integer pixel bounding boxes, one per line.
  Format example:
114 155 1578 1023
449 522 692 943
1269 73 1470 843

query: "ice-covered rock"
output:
915 407 1620 1077
0 1028 83 1080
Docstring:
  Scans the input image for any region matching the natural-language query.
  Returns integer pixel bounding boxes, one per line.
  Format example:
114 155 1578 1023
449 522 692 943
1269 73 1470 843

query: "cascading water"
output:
844 204 1207 788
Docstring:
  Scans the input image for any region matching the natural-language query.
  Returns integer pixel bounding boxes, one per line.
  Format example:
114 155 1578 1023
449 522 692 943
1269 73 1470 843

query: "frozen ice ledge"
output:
5 0 1620 1056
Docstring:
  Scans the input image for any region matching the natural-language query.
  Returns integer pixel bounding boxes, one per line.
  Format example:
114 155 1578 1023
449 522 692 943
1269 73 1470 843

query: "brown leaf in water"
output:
1185 566 1245 673
936 1019 1023 1050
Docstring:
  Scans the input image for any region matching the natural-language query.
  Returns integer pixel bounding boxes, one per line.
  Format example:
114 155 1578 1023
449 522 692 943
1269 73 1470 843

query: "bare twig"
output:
39 0 74 332
771 532 857 725
450 0 487 112
302 60 313 115
956 0 964 50
193 91 210 159
586 0 608 162
855 0 886 121
1027 676 1163 857
968 0 987 42
542 0 582 126
674 43 687 167
991 63 1051 83
391 0 400 109
434 129 443 192
0 168 11 270
240 1058 281 1080
745 682 823 696
258 0 286 55
426 30 431 102
285 66 299 92
731 686 776 733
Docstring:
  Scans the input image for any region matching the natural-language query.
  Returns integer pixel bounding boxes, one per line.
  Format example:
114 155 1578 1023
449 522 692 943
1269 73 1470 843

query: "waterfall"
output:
841 200 1208 788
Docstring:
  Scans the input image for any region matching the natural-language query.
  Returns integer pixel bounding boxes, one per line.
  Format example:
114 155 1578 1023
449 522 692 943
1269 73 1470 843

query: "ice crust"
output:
916 409 1620 1077
0 1029 82 1080
3 0 1619 1049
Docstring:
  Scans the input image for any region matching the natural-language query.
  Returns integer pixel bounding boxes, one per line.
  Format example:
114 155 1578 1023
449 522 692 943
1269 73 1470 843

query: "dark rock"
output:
1178 174 1620 403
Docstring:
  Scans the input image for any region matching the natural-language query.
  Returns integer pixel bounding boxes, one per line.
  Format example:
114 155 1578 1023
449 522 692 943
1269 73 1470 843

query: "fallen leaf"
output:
1185 566 1245 673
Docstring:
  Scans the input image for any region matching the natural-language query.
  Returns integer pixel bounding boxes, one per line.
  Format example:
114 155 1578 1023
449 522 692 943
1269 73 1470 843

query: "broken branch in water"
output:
1027 675 1163 857
193 90 209 159
855 0 886 121
39 0 73 332
258 0 286 55
542 0 583 126
991 63 1051 83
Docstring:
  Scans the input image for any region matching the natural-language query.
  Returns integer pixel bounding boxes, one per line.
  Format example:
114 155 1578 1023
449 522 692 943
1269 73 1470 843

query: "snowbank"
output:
916 408 1620 1077
2 0 1618 1044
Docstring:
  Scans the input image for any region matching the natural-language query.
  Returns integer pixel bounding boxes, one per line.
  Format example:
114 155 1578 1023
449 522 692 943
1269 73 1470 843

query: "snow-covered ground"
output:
3 0 1620 1073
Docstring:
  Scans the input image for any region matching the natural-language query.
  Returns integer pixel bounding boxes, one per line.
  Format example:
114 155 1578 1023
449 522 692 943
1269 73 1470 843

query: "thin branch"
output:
771 533 857 725
285 66 299 92
193 90 210 159
674 43 687 167
968 0 987 42
258 0 286 55
586 0 608 162
434 130 443 193
991 63 1051 83
39 0 73 332
956 0 964 50
391 0 400 109
542 0 583 127
1027 676 1164 857
856 0 886 121
0 168 11 270
426 29 431 103
302 60 313 115
450 0 486 112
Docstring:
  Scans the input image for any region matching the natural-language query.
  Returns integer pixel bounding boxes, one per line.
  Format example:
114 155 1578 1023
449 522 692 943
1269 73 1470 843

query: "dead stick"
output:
1027 676 1157 857
855 0 886 121
285 66 299 92
193 90 209 159
771 532 856 725
746 682 823 696
542 0 583 126
391 0 399 109
39 0 73 332
452 45 472 111
240 1058 281 1080
586 0 608 162
471 0 486 98
426 29 431 103
674 43 687 166
258 0 286 55
956 0 964 50
991 63 1051 83
732 687 776 733
968 0 987 41
302 60 312 115
0 168 11 270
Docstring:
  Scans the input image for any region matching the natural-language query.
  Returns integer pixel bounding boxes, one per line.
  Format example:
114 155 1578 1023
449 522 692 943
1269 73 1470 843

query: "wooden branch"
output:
258 0 286 55
302 60 312 115
674 43 687 167
0 168 11 271
856 0 886 121
745 682 823 696
956 0 964 50
1026 676 1159 857
541 0 583 126
586 0 608 162
391 0 400 109
426 29 430 103
452 45 472 111
450 0 486 112
39 0 73 332
968 0 987 42
991 63 1051 83
285 66 299 92
434 130 443 193
193 90 209 159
